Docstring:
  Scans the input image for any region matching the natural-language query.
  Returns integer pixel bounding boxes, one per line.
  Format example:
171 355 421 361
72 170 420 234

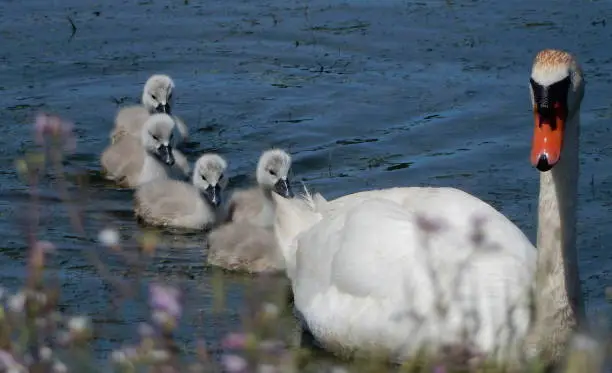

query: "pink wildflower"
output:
34 113 76 153
221 332 248 350
29 240 56 269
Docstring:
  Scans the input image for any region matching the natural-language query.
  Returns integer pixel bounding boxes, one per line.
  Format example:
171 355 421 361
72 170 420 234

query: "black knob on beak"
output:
273 179 293 198
157 144 175 166
535 153 553 172
205 184 222 206
155 104 171 114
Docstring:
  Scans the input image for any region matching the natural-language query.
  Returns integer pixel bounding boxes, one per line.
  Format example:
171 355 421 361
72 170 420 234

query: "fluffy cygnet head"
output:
193 153 228 207
142 74 175 115
141 113 176 166
256 149 293 198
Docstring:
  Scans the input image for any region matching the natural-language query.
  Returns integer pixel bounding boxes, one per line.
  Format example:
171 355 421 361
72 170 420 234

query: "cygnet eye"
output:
219 173 224 180
151 94 158 101
201 174 207 181
269 169 277 176
149 132 160 142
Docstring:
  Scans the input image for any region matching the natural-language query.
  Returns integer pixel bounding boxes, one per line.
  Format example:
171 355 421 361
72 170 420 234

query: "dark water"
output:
1 0 611 366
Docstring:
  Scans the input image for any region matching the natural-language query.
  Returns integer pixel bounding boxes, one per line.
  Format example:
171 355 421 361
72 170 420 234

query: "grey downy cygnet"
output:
206 148 294 273
134 153 228 230
111 74 189 146
223 148 294 227
101 113 184 188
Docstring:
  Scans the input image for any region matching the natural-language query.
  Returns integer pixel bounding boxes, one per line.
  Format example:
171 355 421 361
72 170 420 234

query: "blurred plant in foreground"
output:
2 112 609 373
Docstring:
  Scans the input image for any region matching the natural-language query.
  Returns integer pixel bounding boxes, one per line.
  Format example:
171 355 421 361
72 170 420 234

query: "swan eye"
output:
201 174 207 181
151 94 158 101
219 173 224 180
269 169 277 176
149 132 160 141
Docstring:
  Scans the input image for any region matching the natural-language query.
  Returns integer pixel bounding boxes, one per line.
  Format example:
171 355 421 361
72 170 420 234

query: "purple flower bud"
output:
149 283 182 320
0 350 19 370
138 322 155 338
34 240 56 253
433 365 447 373
221 332 248 350
220 354 247 373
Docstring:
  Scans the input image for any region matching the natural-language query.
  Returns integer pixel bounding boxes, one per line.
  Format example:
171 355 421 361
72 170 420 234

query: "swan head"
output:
142 74 175 115
193 153 228 207
256 148 294 198
529 49 585 172
141 113 176 167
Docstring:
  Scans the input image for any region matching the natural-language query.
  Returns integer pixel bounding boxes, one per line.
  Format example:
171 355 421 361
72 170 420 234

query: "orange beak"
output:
530 103 566 171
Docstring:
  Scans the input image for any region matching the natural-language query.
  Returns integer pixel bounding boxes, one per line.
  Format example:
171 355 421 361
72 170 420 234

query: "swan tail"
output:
299 182 328 211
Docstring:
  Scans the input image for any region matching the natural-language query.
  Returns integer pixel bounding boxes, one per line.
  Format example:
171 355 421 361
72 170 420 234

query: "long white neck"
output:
531 111 583 362
138 151 172 186
272 193 322 280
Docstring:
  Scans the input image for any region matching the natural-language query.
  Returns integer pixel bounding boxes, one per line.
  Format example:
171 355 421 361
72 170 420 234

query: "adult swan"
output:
272 49 585 366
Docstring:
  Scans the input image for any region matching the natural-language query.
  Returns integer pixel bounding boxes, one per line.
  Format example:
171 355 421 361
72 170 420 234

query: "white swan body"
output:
111 74 189 145
274 49 585 366
135 153 227 229
274 187 536 362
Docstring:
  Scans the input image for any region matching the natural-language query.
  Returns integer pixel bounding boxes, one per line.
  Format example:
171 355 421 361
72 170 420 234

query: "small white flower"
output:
261 302 279 319
68 316 90 333
7 292 25 313
33 291 47 306
52 360 67 373
98 228 119 247
571 333 599 351
151 310 172 326
39 346 52 361
148 349 170 363
221 354 247 373
111 350 127 364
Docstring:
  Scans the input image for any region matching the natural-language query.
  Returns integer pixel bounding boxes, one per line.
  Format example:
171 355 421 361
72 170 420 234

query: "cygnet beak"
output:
157 144 175 166
155 103 171 115
274 178 293 198
204 184 222 207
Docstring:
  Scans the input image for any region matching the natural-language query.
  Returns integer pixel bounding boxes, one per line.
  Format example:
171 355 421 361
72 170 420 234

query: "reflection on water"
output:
0 0 611 364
